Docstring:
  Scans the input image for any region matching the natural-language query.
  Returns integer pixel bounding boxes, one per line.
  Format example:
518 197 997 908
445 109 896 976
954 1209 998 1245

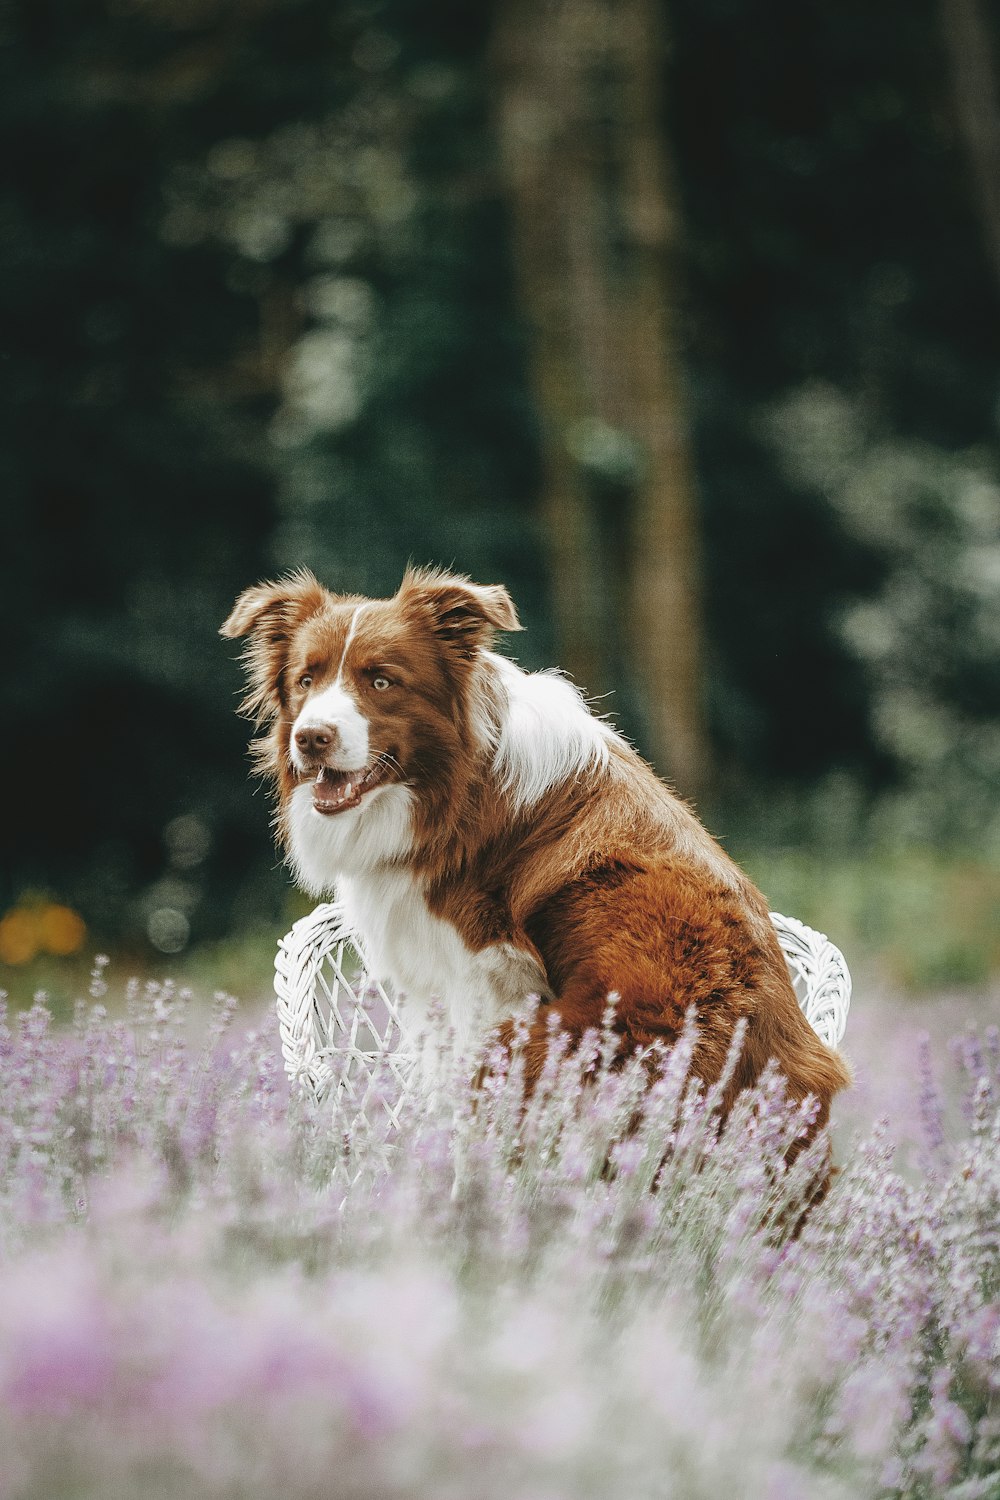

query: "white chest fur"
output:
286 782 416 894
337 869 550 1058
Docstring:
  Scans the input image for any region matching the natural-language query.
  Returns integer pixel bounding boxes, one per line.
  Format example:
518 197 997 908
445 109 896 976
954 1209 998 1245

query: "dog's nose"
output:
294 724 339 757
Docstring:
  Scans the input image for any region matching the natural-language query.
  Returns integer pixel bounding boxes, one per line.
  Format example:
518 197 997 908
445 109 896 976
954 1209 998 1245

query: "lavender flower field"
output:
1 964 998 1500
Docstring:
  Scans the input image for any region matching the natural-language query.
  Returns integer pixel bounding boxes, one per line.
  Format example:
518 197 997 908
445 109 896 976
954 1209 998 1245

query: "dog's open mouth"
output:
311 756 393 816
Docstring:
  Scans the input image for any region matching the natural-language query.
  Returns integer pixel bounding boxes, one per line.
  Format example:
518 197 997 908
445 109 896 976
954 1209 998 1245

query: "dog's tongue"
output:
314 767 359 811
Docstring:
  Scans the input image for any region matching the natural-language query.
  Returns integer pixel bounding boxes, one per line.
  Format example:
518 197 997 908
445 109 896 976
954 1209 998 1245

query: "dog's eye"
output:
298 673 313 690
372 675 391 691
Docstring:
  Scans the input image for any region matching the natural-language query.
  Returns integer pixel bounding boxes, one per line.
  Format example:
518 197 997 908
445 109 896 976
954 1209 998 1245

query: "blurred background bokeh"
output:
2 0 999 1002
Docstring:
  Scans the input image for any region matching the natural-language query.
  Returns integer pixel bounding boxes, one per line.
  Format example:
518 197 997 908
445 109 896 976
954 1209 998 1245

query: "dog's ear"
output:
221 569 326 640
221 570 327 724
400 567 521 659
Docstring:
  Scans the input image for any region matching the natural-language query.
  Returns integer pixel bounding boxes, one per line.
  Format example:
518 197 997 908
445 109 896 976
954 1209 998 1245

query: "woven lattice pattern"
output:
274 904 413 1123
769 911 851 1050
274 905 851 1112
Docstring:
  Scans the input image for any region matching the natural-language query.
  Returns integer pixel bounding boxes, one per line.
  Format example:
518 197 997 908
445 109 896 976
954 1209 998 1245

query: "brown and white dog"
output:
222 566 850 1122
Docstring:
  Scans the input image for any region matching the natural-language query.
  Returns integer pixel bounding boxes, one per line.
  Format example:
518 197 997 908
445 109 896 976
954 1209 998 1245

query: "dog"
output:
222 566 850 1124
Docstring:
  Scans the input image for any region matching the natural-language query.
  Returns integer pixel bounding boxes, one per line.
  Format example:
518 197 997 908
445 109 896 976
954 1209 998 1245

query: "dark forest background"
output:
2 0 999 988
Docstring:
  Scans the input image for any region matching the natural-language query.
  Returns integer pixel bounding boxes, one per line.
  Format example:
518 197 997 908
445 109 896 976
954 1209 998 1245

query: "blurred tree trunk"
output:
941 0 1000 298
491 0 708 796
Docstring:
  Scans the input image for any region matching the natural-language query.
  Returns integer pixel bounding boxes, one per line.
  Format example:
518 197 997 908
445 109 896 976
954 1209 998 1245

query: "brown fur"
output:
222 568 851 1137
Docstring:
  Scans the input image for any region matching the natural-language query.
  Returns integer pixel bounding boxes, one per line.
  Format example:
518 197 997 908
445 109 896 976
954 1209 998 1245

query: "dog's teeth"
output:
345 782 352 798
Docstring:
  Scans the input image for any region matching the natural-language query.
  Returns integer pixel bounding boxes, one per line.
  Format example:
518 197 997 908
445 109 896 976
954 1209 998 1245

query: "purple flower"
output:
0 974 996 1497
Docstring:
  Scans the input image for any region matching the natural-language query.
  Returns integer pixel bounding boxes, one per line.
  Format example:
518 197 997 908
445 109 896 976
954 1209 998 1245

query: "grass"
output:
740 845 1000 990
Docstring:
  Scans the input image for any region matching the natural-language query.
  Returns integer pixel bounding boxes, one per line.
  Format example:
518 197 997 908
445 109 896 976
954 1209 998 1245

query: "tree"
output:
491 0 708 796
940 0 1000 300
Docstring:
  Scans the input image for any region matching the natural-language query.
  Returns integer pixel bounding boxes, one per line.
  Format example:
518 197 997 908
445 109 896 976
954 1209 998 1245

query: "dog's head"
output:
221 567 520 880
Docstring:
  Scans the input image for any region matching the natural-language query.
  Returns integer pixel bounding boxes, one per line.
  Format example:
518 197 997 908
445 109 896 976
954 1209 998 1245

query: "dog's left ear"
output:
401 568 522 658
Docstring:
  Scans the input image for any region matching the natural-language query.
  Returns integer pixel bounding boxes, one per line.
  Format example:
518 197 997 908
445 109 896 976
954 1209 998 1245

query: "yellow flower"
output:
0 901 87 964
0 910 40 965
38 904 87 957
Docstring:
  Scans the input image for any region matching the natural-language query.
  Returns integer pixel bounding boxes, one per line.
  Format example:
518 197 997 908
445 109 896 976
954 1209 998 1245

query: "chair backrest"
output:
274 905 851 1108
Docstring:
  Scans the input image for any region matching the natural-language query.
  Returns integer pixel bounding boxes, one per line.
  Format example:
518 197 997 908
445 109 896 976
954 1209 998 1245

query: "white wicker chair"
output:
274 906 851 1116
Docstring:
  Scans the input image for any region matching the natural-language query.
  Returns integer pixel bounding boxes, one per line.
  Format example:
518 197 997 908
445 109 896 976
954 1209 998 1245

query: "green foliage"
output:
0 0 304 944
2 0 999 965
765 383 1000 849
743 844 1000 990
671 0 1000 801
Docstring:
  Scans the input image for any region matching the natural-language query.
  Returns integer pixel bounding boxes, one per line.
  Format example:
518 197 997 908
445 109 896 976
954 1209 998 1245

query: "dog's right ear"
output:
221 569 326 640
221 569 327 724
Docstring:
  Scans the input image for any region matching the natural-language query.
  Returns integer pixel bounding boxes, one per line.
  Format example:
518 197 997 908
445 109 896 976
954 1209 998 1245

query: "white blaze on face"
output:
290 604 371 773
